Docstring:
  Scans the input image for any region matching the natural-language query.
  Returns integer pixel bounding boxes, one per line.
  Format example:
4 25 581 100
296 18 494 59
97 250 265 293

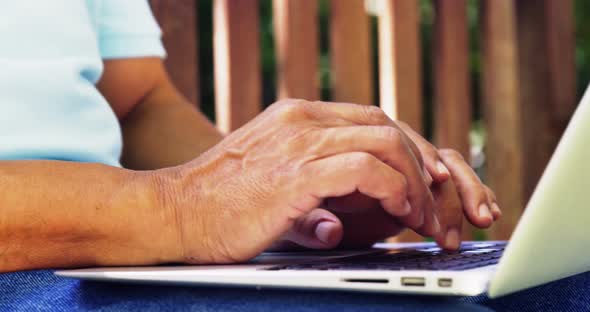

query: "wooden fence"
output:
150 0 577 241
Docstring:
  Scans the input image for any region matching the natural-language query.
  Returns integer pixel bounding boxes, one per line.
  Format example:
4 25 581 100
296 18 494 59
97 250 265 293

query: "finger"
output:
289 152 411 221
326 193 407 248
416 201 441 238
313 126 434 230
484 185 502 220
439 149 494 228
300 101 426 170
397 121 451 184
282 209 344 249
430 180 464 250
491 204 502 220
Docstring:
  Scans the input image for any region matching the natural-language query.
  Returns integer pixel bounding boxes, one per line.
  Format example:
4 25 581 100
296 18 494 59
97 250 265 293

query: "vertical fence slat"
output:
214 0 262 133
378 0 423 243
378 0 422 132
151 0 199 105
273 0 319 100
481 0 524 240
515 0 557 201
329 0 372 105
433 0 473 240
433 0 470 160
545 0 577 135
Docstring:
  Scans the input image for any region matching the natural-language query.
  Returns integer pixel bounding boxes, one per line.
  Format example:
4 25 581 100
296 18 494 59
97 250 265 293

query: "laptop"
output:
56 85 590 298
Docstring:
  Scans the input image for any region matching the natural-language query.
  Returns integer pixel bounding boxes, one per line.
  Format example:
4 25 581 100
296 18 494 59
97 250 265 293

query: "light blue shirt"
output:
0 0 165 167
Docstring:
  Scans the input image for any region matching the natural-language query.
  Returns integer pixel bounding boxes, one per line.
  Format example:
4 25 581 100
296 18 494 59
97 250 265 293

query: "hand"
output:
433 149 502 248
278 121 502 251
270 192 406 251
155 99 436 263
397 121 501 248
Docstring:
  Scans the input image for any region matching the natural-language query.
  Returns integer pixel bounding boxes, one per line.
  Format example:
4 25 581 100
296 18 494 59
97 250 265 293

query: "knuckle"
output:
439 148 464 161
485 186 497 200
274 99 309 121
473 187 488 202
270 99 293 111
363 105 390 124
421 142 439 158
378 126 403 146
351 152 377 171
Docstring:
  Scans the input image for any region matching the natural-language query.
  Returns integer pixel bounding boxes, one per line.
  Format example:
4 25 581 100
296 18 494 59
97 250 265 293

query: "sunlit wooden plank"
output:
433 0 471 160
329 0 372 105
378 0 423 243
516 0 557 200
481 0 524 240
213 0 262 132
273 0 319 100
545 0 577 135
377 0 422 132
433 0 473 241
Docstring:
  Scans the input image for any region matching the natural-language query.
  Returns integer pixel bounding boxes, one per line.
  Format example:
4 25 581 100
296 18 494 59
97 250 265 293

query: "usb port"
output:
401 277 425 287
438 278 453 288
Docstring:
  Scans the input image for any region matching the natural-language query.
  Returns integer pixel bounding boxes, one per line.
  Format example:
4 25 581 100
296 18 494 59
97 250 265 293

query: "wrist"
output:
121 168 185 264
144 163 219 264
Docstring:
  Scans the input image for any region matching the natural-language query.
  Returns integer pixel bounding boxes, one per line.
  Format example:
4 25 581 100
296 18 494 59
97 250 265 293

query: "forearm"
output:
0 160 179 272
121 80 223 170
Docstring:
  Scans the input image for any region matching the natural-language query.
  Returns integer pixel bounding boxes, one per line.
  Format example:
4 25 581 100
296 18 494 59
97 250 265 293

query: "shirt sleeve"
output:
95 0 166 59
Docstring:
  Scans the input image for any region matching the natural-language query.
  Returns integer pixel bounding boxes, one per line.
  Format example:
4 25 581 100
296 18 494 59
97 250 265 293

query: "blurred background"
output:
150 0 587 241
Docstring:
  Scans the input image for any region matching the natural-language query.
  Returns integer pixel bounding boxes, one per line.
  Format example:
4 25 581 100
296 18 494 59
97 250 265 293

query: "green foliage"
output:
260 0 275 107
575 0 590 98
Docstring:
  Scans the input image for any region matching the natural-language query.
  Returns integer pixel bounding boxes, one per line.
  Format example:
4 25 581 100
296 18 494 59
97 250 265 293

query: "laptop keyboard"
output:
263 241 506 271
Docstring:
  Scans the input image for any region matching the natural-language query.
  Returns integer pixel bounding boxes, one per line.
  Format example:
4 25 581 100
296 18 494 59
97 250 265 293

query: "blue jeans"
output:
1 270 588 311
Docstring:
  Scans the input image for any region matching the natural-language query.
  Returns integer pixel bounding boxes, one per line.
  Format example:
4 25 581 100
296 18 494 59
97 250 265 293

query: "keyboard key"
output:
263 243 506 271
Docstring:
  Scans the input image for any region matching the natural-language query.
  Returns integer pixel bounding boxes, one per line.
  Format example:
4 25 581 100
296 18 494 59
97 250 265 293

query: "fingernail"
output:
437 161 450 176
479 203 492 220
424 168 433 186
445 228 460 249
315 221 337 244
401 200 412 216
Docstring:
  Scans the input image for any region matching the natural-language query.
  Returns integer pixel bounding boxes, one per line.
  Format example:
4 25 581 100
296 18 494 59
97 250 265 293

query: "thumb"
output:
282 208 343 249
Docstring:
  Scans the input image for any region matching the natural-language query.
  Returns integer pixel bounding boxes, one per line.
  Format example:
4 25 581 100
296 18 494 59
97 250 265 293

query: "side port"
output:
401 277 425 287
342 278 389 284
438 278 453 288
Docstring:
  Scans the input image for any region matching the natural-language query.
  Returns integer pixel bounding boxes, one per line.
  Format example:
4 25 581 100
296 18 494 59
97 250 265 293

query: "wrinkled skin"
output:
274 119 501 252
160 99 501 264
